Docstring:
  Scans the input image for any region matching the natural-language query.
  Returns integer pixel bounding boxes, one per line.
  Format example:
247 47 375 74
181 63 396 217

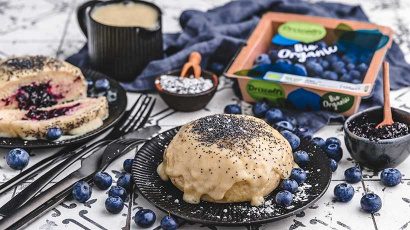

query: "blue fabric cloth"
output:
67 0 410 132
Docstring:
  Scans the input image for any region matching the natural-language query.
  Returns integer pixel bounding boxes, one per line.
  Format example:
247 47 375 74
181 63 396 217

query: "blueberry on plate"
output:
325 137 341 147
105 196 124 214
361 193 382 213
322 71 338 81
334 183 354 202
296 127 312 140
380 168 402 187
6 148 30 170
281 130 300 150
325 143 343 162
72 181 92 203
123 159 133 173
94 172 112 190
108 186 128 201
357 63 368 74
275 190 293 206
275 121 294 132
95 79 110 91
311 137 326 149
135 209 156 228
281 179 299 193
292 64 308 76
293 150 310 166
161 215 178 230
117 173 133 191
224 104 242 114
86 79 94 89
255 53 271 66
252 101 270 118
265 108 284 124
344 167 362 183
306 61 324 76
329 159 338 172
46 127 62 141
290 168 307 184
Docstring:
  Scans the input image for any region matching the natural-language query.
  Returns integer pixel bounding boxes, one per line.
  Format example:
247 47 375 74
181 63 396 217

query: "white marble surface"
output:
1 0 410 230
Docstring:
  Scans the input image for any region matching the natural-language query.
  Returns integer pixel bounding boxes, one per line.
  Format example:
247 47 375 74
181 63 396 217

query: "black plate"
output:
132 127 332 226
0 68 127 149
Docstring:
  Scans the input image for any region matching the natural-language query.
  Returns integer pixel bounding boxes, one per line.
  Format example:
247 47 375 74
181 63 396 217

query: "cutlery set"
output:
0 94 157 229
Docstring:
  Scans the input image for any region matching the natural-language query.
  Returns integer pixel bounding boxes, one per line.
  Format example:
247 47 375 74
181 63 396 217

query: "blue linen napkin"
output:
67 0 410 133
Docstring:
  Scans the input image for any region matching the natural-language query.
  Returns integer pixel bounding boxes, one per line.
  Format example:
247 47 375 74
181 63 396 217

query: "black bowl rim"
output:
155 69 219 97
344 106 410 144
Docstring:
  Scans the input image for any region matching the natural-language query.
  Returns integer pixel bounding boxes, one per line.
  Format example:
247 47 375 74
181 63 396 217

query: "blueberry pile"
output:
254 41 371 84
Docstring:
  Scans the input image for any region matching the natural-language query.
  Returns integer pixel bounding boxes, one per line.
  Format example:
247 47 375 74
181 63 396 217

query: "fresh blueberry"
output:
255 53 271 65
123 159 133 173
290 168 307 184
117 173 133 191
108 186 128 201
341 54 356 64
135 209 156 228
224 104 242 114
322 71 338 81
265 108 284 124
285 116 298 127
275 59 293 73
275 121 294 132
325 143 343 162
306 61 324 76
311 137 326 149
357 63 368 74
275 190 293 206
349 70 361 80
292 64 308 76
339 73 353 83
86 79 94 89
329 159 338 172
105 196 124 214
316 41 327 48
72 181 92 203
252 101 270 118
281 130 300 150
320 60 330 69
268 50 279 62
380 168 402 187
332 61 345 71
334 183 354 202
360 193 382 213
94 172 112 190
352 79 362 84
295 127 312 140
6 148 29 170
46 127 62 141
281 179 299 193
325 137 341 148
346 63 356 71
95 79 110 91
325 55 339 63
294 150 310 166
161 215 178 230
344 167 362 183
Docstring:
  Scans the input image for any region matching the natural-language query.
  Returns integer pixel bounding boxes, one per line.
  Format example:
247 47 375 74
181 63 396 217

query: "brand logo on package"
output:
278 21 326 43
246 80 285 103
321 92 354 113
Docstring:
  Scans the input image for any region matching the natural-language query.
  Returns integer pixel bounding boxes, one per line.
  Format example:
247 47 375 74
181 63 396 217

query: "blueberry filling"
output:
25 103 80 120
15 82 62 110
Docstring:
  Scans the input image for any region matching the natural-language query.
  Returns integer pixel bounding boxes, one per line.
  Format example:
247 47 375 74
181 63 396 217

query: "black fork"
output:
0 94 154 195
0 95 156 215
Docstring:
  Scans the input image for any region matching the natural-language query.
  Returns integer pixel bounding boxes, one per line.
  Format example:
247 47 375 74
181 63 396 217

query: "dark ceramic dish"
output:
344 106 410 170
155 70 218 112
132 127 331 226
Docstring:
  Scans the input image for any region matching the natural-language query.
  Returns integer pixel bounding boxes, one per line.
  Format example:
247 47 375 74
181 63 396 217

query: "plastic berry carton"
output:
224 12 393 116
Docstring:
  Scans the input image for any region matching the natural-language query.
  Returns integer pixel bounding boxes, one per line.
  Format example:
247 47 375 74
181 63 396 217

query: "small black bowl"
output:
155 70 218 112
344 106 410 170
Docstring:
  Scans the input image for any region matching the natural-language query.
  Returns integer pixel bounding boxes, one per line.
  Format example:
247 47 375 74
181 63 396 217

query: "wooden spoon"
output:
180 51 202 78
376 61 394 128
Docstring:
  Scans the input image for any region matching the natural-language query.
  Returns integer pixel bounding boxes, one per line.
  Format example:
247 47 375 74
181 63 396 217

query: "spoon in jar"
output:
376 61 394 128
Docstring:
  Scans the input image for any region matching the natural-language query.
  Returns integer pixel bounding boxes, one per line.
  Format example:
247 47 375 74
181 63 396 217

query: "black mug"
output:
77 0 163 82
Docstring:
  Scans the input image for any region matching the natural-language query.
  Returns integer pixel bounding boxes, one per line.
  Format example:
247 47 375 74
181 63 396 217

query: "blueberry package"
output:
225 13 393 116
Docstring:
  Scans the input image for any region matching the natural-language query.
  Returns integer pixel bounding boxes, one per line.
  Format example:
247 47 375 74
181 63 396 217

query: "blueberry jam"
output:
25 103 80 120
348 114 410 141
15 82 62 110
